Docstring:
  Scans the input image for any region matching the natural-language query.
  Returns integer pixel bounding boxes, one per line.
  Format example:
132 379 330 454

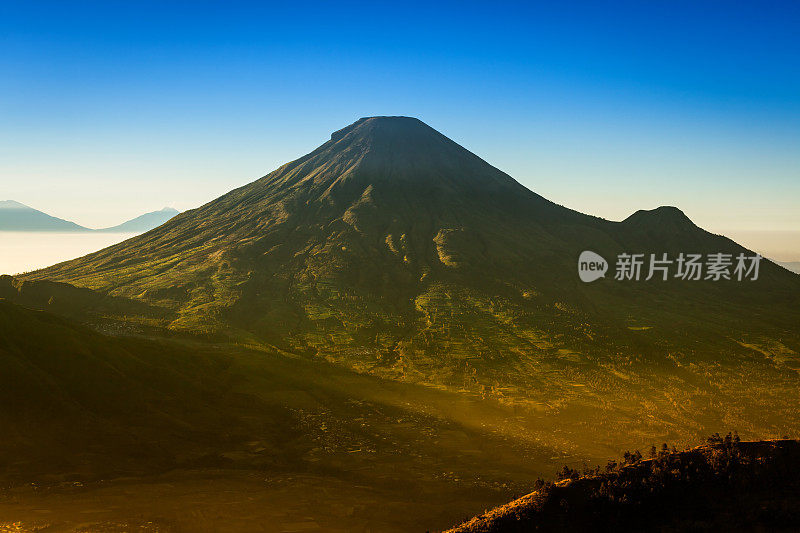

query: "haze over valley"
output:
0 203 179 274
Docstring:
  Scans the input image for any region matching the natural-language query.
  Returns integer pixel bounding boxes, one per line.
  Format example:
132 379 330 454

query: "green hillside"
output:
23 118 800 399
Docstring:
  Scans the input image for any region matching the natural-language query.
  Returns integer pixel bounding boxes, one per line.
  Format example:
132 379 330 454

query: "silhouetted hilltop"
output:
446 436 800 532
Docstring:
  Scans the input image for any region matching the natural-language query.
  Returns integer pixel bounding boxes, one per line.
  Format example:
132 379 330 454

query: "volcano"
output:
25 117 800 394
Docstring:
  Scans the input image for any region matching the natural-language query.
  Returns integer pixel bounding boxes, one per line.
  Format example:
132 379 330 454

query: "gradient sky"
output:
2 1 799 258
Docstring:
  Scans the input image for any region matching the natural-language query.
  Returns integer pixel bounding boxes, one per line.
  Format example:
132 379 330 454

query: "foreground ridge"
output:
445 437 800 532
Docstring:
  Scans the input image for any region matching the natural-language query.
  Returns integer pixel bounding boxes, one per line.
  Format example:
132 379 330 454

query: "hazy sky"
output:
1 2 798 258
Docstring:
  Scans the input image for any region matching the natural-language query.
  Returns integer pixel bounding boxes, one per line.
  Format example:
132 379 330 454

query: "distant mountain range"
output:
0 200 88 232
94 207 181 233
0 200 178 233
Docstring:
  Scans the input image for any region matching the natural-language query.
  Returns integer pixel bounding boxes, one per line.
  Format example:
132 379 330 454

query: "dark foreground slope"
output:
0 299 569 531
0 298 263 480
0 274 172 333
447 438 800 533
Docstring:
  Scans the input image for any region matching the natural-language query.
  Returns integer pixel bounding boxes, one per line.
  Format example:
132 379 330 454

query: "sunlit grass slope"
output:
21 118 799 405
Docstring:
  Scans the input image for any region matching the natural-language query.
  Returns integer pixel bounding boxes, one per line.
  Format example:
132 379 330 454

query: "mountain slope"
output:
23 117 800 401
780 261 800 274
96 207 179 233
0 200 90 232
0 297 239 479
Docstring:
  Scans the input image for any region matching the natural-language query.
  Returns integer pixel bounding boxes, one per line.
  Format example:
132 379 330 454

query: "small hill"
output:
0 274 171 330
446 437 800 532
0 297 236 479
0 200 89 232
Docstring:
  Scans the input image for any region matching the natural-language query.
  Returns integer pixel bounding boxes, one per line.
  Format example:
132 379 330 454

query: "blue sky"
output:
1 1 798 258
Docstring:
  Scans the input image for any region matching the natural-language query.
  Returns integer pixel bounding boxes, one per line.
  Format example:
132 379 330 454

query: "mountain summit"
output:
314 116 534 192
24 117 800 396
205 116 559 233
